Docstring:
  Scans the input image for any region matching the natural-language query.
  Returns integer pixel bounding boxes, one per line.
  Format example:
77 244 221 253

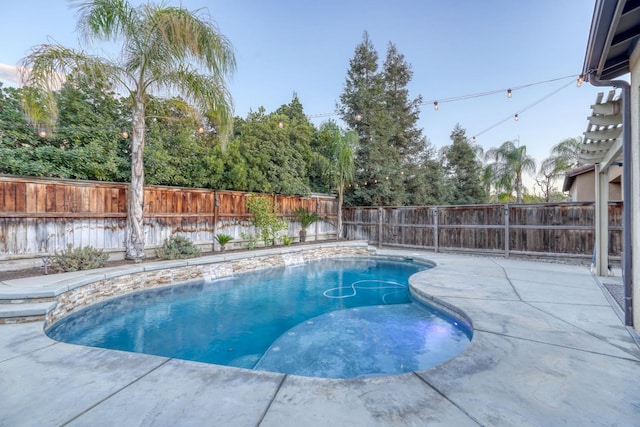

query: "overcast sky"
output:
1 0 607 171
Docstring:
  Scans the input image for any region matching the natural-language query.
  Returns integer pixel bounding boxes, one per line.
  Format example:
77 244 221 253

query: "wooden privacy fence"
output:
0 175 338 259
343 202 623 261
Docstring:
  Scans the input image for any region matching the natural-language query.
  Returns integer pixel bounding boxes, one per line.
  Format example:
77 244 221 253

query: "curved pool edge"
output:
39 242 476 380
42 241 374 329
3 249 635 426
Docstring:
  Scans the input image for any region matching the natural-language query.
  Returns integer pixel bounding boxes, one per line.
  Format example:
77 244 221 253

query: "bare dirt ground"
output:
0 257 162 281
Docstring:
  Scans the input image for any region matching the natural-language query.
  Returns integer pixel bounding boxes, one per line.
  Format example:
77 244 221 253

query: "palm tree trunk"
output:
515 171 523 203
337 185 344 240
125 101 146 260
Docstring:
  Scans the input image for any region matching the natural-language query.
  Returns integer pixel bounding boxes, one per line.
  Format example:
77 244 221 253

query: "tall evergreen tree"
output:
338 32 388 206
382 42 441 205
338 34 438 206
441 124 486 205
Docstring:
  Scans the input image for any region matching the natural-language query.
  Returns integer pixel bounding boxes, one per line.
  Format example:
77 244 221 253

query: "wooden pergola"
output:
580 90 622 278
582 0 639 328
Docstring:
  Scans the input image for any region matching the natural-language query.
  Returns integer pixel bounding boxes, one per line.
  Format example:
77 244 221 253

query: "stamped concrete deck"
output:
1 248 639 426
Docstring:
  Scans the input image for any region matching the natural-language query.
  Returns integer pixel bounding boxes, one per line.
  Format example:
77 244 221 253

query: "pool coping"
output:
1 245 639 426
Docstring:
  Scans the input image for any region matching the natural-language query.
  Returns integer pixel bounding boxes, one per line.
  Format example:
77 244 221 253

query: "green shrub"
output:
241 232 258 249
214 233 233 251
246 195 288 246
214 233 233 246
293 207 321 229
156 235 201 260
51 244 109 272
282 235 293 246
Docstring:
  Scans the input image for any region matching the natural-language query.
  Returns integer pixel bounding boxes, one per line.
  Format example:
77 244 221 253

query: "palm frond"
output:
71 0 139 44
19 43 119 128
146 4 236 77
156 67 234 141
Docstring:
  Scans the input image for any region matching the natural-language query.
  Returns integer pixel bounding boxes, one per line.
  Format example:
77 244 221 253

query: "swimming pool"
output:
46 257 472 378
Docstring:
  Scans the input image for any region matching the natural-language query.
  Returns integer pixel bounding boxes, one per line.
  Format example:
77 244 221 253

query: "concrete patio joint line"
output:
523 300 640 355
0 341 57 365
490 259 523 301
257 373 287 426
412 371 483 426
477 328 640 362
59 357 172 426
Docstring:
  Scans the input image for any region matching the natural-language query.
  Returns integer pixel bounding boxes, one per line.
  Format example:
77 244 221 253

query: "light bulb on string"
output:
514 113 519 121
576 75 584 87
507 89 512 98
433 101 439 111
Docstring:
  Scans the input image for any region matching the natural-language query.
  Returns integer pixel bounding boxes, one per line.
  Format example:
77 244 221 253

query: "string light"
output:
38 128 47 138
471 79 574 140
507 89 512 98
514 113 519 121
278 120 284 128
306 73 580 119
576 74 584 87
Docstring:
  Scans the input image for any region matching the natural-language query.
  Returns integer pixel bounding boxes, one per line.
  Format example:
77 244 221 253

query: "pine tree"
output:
441 124 486 204
338 34 440 206
338 32 386 206
382 42 442 206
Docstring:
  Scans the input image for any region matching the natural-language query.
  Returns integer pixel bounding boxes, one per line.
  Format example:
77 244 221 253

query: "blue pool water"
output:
47 258 472 378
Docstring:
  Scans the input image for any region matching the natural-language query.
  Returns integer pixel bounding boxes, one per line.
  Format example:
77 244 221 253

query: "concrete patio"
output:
1 248 639 426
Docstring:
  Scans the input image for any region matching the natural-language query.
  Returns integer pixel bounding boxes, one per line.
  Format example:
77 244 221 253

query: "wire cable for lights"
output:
307 74 579 119
471 79 575 139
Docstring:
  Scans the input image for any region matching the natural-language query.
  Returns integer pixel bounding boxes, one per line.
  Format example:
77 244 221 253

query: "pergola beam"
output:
584 127 623 140
601 138 623 169
587 113 622 126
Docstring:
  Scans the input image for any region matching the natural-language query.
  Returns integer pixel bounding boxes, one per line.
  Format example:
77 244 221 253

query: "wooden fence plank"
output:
343 203 622 260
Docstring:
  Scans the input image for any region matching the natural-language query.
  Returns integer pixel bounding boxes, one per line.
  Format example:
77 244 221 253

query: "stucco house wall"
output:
629 41 640 328
564 164 622 202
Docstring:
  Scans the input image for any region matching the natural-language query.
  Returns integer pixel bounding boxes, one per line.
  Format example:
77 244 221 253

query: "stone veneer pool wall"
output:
45 243 372 327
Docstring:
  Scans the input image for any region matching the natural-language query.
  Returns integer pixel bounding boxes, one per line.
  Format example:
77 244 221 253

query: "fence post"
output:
504 203 510 258
213 191 218 251
433 207 439 253
378 207 383 249
315 196 319 241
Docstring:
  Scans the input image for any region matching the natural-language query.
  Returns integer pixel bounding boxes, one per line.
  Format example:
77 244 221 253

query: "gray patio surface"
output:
1 249 639 426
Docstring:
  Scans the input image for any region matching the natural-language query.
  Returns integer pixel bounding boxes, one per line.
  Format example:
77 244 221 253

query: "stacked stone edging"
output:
45 243 371 327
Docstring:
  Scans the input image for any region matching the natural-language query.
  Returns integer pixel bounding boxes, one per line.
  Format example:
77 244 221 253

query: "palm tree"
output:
313 121 355 239
485 140 536 203
535 136 583 202
549 136 583 171
20 0 235 260
331 130 356 239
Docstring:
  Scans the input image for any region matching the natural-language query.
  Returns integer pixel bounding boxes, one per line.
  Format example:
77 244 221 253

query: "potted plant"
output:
294 207 320 243
214 233 233 252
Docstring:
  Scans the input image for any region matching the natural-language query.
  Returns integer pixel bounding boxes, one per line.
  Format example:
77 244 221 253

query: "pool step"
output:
0 301 56 323
0 287 58 323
